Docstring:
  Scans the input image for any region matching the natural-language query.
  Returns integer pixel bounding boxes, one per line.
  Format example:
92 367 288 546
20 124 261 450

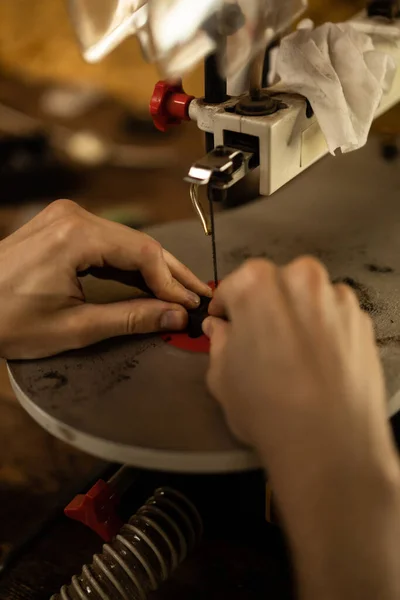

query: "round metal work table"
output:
9 139 400 472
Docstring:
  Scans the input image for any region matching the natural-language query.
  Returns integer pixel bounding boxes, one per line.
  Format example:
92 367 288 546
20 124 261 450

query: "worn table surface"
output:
9 137 400 473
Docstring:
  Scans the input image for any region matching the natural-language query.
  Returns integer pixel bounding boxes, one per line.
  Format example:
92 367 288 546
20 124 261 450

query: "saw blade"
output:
208 188 219 288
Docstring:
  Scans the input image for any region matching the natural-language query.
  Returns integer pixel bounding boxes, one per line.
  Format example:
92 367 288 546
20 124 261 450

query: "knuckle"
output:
289 256 329 288
335 283 359 308
54 215 83 244
125 310 139 335
140 237 163 261
240 259 276 294
63 313 89 349
225 259 277 311
46 199 80 220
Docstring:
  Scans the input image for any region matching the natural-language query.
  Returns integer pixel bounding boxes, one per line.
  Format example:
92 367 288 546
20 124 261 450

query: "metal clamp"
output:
185 145 253 190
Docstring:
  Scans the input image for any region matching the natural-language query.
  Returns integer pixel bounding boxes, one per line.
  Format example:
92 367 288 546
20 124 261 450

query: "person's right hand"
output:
203 258 400 549
204 257 400 599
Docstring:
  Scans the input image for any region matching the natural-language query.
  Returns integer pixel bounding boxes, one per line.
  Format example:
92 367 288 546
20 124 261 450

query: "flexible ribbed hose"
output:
51 487 203 600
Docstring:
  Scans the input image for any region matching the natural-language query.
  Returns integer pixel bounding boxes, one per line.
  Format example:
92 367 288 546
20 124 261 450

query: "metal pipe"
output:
249 48 267 101
204 51 227 153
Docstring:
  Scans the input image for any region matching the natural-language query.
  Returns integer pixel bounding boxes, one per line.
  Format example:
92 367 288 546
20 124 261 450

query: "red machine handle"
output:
150 80 194 132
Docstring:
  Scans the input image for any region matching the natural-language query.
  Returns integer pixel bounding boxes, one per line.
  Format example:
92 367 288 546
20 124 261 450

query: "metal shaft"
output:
249 49 266 101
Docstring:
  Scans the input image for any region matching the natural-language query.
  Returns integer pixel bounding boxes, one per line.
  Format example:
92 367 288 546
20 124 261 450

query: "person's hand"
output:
0 200 211 359
203 258 400 600
204 256 399 489
204 257 391 466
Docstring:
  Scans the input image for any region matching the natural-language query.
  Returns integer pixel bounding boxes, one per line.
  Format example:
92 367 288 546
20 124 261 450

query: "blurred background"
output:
0 0 399 593
0 0 397 240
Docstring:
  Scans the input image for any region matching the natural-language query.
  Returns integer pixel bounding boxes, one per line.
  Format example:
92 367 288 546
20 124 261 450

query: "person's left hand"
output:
0 200 211 359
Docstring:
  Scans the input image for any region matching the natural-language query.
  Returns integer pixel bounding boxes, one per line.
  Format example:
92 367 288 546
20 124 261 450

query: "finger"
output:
281 256 335 324
38 205 205 309
203 316 230 396
208 269 246 319
137 242 201 309
281 256 331 298
208 293 227 319
333 282 365 339
4 202 205 312
68 217 202 309
209 259 281 321
98 225 204 309
163 250 213 298
203 317 231 371
203 316 229 353
61 299 188 349
333 282 360 310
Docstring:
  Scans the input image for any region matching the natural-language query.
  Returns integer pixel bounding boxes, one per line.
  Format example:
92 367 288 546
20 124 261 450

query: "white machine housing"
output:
189 12 400 196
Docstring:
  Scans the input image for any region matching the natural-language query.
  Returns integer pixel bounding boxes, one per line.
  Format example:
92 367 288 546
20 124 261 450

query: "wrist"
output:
278 455 400 600
254 415 400 526
266 444 400 535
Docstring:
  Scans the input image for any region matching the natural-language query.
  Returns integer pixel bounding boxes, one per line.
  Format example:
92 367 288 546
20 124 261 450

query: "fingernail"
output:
202 317 212 337
186 292 201 308
204 286 213 298
161 310 186 331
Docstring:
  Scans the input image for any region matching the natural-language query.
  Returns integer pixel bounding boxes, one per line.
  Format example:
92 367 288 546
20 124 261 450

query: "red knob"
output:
150 80 195 132
65 479 123 542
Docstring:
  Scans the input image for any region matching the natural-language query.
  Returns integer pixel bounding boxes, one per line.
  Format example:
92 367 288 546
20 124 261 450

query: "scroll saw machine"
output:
5 2 400 597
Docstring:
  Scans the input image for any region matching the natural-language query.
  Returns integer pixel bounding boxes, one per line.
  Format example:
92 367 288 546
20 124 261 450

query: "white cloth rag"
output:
272 22 397 154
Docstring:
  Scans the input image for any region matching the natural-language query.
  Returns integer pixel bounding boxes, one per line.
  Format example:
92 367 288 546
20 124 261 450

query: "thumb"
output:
203 316 229 359
203 316 230 402
65 299 188 348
